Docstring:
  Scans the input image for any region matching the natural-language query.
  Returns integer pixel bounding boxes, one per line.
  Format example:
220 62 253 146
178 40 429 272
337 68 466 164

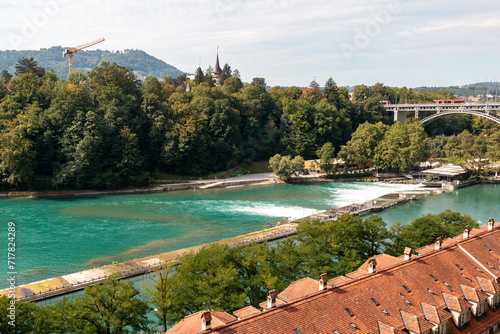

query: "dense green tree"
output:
360 215 390 258
316 142 336 174
324 77 339 106
220 63 232 86
373 120 429 171
232 242 273 307
339 122 389 170
2 69 13 82
397 210 477 251
251 77 266 87
296 215 369 277
313 102 343 151
0 296 38 333
269 154 304 181
194 66 205 85
0 117 37 186
66 71 88 85
144 263 179 331
62 275 151 333
169 244 246 318
14 57 45 77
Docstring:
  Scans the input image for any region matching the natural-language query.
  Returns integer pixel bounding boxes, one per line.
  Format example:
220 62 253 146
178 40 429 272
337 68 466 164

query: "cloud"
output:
2 0 499 87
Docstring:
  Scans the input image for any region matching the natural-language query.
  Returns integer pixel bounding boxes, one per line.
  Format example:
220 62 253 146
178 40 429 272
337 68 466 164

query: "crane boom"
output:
68 37 105 53
63 37 105 74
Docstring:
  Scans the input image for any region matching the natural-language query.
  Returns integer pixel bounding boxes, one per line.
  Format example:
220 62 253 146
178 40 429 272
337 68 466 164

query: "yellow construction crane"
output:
63 37 105 74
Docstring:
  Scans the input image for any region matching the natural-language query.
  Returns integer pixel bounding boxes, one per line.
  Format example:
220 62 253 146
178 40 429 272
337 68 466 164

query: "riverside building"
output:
167 218 500 334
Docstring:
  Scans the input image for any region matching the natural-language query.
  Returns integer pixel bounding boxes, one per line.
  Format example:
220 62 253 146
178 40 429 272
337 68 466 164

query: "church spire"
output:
214 46 222 74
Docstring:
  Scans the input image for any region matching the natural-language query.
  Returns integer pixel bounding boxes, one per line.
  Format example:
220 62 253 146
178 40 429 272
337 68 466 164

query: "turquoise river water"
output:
1 182 499 289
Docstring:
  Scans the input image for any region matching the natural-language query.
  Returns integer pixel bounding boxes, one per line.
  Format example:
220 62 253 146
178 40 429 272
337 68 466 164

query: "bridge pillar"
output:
394 108 407 123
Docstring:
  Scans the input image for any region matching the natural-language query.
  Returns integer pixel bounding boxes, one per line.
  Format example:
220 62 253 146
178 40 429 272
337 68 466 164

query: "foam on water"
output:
325 182 424 208
228 202 323 220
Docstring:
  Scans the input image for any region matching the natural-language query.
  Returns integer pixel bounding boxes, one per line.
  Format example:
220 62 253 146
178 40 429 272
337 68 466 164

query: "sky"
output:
2 0 500 88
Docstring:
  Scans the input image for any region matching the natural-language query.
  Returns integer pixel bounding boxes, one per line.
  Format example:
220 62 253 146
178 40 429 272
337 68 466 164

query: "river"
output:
1 182 498 289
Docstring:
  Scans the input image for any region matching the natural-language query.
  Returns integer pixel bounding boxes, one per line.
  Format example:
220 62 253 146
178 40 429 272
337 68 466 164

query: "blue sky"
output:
2 0 500 88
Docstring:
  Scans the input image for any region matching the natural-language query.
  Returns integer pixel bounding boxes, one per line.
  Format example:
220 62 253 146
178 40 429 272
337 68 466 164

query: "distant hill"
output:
413 82 500 97
0 46 185 80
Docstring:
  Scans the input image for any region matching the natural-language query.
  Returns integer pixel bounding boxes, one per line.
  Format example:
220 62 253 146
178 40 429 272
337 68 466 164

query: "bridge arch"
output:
420 110 500 126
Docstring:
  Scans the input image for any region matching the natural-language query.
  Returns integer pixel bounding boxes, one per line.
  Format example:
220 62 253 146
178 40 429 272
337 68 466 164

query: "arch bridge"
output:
385 103 500 126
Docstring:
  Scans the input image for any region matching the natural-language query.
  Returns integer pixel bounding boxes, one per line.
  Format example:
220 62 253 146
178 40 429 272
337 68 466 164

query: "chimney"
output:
435 237 442 250
368 258 377 273
267 290 277 309
463 225 470 239
404 247 412 261
488 218 495 230
201 310 212 331
319 273 328 290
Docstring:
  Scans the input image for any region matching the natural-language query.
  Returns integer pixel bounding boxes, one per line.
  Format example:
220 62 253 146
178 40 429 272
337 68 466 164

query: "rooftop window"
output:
405 300 413 306
455 264 463 270
370 298 380 306
461 274 473 283
350 323 360 331
427 288 435 295
430 274 438 281
485 245 492 251
382 309 390 316
345 308 355 317
403 285 412 293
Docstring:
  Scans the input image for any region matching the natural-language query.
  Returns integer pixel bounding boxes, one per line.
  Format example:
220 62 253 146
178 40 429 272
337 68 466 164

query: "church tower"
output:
212 47 222 87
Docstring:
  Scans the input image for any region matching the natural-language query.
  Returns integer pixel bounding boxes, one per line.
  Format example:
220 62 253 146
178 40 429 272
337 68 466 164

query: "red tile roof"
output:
442 292 472 312
477 276 500 294
233 306 261 319
458 230 500 278
277 277 322 302
328 275 352 286
166 310 236 334
420 302 452 324
258 297 286 310
400 310 434 333
357 254 403 273
378 321 407 334
460 284 489 303
417 238 459 254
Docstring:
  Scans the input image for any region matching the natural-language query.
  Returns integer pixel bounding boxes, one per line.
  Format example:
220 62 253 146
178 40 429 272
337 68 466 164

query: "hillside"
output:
0 46 185 80
413 82 500 97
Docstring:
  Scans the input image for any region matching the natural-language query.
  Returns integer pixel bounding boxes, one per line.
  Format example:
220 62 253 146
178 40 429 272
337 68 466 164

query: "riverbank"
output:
0 173 280 198
2 169 498 199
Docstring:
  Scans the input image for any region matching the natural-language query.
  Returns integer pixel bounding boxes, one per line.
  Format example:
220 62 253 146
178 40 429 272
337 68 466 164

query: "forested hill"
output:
413 82 500 97
0 46 185 79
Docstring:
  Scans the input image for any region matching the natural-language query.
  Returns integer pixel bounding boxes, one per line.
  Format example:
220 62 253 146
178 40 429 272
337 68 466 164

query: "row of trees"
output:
1 211 477 332
0 58 398 190
2 57 498 190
